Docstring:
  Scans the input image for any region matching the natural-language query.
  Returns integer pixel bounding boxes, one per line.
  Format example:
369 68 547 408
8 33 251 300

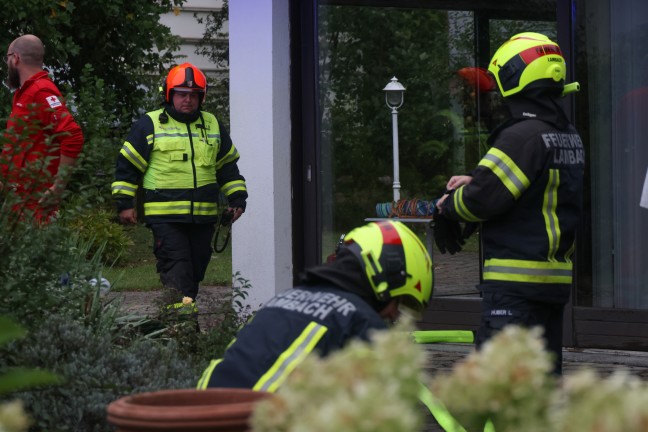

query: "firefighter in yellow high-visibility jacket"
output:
112 63 247 305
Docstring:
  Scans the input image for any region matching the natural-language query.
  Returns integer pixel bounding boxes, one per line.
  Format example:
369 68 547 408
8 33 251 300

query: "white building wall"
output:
229 0 292 308
159 0 226 74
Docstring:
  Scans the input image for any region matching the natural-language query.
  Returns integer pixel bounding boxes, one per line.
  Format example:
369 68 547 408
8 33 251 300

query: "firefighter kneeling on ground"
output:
197 220 433 392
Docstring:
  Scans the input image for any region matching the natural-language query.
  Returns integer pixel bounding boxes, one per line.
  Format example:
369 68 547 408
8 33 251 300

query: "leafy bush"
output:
5 314 197 432
0 214 100 327
148 272 253 367
62 64 122 211
189 273 253 364
0 316 60 432
62 208 133 266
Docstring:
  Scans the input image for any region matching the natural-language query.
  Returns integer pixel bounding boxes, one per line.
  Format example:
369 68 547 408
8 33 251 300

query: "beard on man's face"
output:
6 65 20 90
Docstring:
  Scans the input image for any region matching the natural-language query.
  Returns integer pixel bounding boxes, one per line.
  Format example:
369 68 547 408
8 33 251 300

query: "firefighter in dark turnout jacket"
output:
437 33 585 374
197 220 433 392
112 63 247 304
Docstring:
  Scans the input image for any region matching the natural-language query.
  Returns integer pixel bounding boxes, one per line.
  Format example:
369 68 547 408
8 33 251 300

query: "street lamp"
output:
383 76 405 202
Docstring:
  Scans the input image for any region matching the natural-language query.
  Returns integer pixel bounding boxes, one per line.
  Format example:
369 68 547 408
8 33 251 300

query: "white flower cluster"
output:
251 318 425 432
0 400 30 432
432 325 648 432
550 369 648 432
432 325 555 432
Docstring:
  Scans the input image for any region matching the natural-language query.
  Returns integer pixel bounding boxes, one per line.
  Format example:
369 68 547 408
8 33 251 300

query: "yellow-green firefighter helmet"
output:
488 32 566 97
342 220 433 312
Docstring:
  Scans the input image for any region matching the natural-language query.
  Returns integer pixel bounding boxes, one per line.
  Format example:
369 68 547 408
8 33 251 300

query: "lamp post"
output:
383 76 406 202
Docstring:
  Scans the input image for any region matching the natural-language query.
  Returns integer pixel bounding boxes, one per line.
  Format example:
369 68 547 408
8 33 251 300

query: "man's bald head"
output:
9 34 45 67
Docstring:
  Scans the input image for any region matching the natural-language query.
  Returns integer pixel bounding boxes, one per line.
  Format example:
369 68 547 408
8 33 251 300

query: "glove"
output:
462 222 479 240
433 214 465 254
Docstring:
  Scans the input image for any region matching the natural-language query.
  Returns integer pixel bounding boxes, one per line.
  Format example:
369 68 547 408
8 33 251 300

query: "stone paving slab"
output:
433 250 481 297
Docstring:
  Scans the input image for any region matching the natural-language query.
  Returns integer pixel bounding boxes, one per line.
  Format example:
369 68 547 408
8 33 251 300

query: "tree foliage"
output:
0 0 185 123
194 0 230 126
319 6 464 230
0 0 192 211
317 6 557 232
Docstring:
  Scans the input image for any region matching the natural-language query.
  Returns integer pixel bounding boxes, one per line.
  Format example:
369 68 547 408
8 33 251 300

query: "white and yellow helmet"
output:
488 32 566 97
342 220 433 312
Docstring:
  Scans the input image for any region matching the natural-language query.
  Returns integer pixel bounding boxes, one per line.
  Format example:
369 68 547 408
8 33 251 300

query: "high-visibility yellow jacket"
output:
441 96 585 302
111 108 247 224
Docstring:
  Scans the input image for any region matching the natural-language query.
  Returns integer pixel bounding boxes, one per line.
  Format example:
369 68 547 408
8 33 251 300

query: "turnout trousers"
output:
475 291 566 375
150 222 216 300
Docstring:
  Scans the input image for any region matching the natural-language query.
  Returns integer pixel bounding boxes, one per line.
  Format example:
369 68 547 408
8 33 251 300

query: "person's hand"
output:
119 208 138 225
38 185 63 209
228 207 244 224
446 175 473 190
435 193 449 214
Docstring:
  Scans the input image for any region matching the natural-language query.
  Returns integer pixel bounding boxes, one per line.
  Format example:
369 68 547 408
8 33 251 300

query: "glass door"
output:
575 0 648 310
315 1 557 299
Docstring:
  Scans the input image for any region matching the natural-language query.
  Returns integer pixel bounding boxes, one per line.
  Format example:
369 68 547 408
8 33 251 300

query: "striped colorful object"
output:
375 199 438 218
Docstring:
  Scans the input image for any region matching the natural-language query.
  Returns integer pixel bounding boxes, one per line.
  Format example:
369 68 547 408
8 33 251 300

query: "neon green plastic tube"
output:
411 330 474 344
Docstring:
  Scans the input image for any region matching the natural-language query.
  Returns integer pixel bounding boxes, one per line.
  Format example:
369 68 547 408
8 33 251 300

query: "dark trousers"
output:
150 223 216 300
475 291 566 375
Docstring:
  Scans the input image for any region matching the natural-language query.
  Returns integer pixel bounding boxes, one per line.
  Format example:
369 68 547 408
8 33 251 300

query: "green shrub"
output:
5 315 197 432
148 272 253 367
62 208 133 266
0 215 101 328
62 64 123 212
0 316 61 432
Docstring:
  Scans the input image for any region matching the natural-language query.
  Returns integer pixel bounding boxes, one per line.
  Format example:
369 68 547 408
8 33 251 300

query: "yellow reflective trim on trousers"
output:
418 383 467 432
111 181 138 197
120 141 148 173
144 201 192 216
453 186 483 222
543 169 561 261
221 180 247 196
253 322 328 393
215 146 240 170
479 148 530 199
194 202 219 216
483 258 573 284
196 359 223 390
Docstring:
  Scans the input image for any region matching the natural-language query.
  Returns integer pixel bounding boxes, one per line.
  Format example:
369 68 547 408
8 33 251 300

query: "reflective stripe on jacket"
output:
442 116 584 289
111 108 247 224
197 285 387 392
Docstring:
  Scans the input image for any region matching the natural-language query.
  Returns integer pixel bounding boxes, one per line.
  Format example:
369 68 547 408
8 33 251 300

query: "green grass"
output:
103 224 233 292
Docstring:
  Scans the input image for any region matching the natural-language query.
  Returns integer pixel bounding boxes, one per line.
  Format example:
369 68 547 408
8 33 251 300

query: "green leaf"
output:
0 367 62 396
0 316 26 346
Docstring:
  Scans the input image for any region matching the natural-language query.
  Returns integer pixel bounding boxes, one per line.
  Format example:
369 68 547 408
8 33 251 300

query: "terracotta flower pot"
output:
106 388 270 431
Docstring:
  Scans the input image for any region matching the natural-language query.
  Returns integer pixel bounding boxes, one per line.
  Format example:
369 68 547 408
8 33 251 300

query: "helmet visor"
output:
173 87 205 94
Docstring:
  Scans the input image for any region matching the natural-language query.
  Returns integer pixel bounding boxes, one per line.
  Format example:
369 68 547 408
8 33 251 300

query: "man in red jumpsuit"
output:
1 34 84 223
